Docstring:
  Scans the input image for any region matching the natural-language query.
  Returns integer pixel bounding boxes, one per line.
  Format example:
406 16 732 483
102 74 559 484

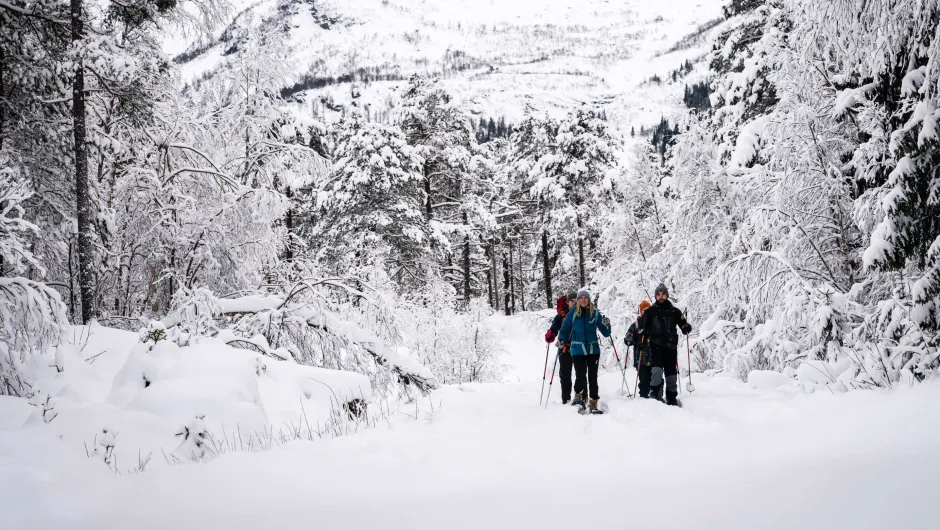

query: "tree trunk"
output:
577 215 586 287
502 252 511 316
541 230 552 308
0 46 5 151
463 212 471 309
508 238 516 314
284 186 294 263
424 165 433 220
491 238 500 311
517 239 525 311
72 0 94 323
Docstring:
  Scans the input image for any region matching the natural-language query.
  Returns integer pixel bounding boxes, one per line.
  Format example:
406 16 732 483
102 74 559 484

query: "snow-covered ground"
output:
2 314 937 529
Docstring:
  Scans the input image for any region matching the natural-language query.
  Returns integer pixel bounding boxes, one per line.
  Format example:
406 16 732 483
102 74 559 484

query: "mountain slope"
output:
169 0 724 129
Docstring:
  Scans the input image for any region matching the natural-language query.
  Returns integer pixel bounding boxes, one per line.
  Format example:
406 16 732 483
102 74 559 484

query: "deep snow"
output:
2 314 939 529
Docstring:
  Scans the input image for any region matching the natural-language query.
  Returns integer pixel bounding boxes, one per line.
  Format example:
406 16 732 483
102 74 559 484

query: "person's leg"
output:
650 366 665 401
638 365 652 398
559 350 573 403
572 355 587 403
665 350 679 405
587 354 600 400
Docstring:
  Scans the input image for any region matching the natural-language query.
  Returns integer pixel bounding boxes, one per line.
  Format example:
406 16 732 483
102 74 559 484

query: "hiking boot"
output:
666 391 680 406
588 398 599 412
571 392 585 407
562 396 570 405
650 384 664 403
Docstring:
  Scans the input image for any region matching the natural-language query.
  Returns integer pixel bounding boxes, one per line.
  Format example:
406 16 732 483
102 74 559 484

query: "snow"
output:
2 314 938 529
169 0 725 135
746 369 795 390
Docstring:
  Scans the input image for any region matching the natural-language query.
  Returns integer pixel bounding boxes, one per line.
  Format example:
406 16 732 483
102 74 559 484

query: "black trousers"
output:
558 350 573 401
573 354 600 400
638 365 652 398
648 345 679 395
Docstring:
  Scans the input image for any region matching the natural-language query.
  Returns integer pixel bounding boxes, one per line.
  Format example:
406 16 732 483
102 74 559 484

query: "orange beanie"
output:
638 300 652 314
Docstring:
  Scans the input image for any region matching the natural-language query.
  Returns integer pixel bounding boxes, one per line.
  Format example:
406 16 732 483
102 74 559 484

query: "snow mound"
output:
746 370 794 390
2 325 372 474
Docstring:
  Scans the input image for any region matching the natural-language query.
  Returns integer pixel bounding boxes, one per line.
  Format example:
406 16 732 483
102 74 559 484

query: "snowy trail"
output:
16 315 940 530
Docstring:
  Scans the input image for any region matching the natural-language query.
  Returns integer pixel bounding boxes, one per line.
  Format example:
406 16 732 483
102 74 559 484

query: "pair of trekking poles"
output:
539 338 634 408
539 336 695 406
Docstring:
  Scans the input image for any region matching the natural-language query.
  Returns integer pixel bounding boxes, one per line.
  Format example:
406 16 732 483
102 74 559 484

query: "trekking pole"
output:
544 354 559 409
539 344 551 406
686 335 695 393
609 338 633 397
677 360 682 395
633 350 643 399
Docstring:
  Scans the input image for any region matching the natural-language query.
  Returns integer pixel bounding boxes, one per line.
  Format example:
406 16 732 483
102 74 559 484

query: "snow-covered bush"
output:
401 289 505 385
175 414 210 463
0 160 69 397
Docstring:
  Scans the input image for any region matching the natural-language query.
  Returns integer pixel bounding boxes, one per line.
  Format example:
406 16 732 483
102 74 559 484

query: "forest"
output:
1 0 938 401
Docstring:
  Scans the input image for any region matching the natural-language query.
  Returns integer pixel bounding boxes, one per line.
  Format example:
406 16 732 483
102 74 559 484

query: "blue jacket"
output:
559 306 611 355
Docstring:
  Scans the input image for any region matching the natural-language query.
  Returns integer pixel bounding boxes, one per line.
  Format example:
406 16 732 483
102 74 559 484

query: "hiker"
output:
624 299 652 397
558 289 612 412
637 284 691 406
544 290 577 403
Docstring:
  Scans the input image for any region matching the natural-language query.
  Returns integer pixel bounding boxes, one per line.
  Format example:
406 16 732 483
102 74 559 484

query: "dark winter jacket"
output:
638 300 691 362
545 295 569 344
624 321 644 367
559 305 612 356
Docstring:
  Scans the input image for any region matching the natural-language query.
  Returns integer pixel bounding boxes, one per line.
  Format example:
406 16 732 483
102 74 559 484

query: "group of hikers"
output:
544 284 692 412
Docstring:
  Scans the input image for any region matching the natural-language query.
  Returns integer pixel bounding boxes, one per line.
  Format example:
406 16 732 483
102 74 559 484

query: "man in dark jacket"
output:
638 284 691 406
545 291 577 403
624 299 652 397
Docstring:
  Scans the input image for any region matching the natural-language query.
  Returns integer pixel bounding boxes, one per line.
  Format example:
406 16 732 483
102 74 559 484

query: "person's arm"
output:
624 322 635 346
545 313 563 343
677 308 692 335
559 310 574 347
598 311 612 338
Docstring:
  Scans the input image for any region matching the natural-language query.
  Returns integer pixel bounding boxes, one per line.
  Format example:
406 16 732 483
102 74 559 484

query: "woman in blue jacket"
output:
559 289 612 412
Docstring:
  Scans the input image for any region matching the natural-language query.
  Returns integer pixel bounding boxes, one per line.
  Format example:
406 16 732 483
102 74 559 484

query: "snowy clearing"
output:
2 314 936 530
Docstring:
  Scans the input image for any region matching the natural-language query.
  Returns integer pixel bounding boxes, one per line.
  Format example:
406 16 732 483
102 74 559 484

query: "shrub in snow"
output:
0 160 69 397
86 428 118 471
27 390 58 423
139 321 169 345
174 414 210 463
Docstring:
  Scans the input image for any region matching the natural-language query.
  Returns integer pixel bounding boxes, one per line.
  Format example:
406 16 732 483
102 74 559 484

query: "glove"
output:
601 315 611 329
624 334 634 346
545 330 557 343
681 323 692 335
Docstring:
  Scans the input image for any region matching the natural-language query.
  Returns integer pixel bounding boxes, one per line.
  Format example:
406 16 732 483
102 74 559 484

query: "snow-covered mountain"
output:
169 0 724 129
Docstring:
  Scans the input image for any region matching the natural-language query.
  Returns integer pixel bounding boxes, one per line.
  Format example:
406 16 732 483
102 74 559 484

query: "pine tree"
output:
528 106 619 287
311 113 434 286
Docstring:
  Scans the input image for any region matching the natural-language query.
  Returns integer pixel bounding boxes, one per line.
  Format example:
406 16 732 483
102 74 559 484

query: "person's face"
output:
567 299 576 310
578 296 590 308
656 291 668 303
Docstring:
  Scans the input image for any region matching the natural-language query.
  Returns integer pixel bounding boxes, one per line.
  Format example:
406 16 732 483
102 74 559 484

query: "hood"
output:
556 295 568 315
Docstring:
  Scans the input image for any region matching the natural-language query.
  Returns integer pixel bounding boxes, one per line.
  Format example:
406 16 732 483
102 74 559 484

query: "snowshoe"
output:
571 392 585 408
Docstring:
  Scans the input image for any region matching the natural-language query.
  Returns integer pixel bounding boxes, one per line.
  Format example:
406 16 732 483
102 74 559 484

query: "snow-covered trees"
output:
596 0 939 386
516 106 619 290
311 114 433 285
0 158 68 396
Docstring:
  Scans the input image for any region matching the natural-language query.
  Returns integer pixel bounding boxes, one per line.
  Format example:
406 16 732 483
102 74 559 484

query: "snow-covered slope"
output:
170 0 724 129
4 314 938 529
